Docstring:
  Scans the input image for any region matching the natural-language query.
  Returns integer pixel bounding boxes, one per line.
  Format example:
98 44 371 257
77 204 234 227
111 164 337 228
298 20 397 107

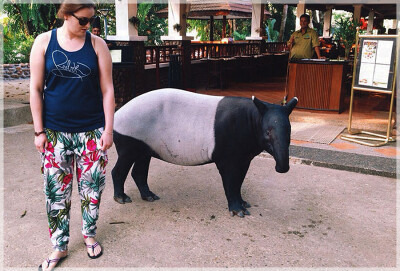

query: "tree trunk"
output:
278 4 288 42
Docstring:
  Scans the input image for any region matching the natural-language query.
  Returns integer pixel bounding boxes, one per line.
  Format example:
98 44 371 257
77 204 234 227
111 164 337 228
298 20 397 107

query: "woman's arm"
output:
30 33 49 153
95 35 115 151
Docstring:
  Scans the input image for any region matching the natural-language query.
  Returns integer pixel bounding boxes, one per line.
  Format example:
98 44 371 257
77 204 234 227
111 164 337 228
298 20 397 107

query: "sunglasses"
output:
71 13 96 26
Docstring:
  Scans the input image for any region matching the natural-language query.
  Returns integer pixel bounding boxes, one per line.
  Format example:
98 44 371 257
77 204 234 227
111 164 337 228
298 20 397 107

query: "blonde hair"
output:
57 0 96 19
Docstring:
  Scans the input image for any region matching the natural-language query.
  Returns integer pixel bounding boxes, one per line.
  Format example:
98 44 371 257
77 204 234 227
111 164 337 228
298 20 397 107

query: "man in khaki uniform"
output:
287 14 322 59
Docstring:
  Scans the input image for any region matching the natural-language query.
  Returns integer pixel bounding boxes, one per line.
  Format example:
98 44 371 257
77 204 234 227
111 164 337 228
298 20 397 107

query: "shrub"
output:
3 17 35 64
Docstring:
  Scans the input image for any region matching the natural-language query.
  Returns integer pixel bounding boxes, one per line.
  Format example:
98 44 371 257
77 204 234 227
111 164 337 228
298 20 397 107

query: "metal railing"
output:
144 42 289 65
145 45 180 64
264 42 289 53
190 42 261 60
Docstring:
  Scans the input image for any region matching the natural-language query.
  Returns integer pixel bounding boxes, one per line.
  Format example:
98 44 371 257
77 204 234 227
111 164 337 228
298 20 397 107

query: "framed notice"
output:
354 36 397 91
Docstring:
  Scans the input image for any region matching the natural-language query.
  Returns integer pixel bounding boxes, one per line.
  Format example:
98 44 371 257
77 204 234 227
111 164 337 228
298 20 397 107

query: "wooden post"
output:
210 15 214 41
222 15 227 38
156 49 160 89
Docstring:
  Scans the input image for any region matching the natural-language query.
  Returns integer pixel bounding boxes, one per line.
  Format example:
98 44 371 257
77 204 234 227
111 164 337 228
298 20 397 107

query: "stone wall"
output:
1 63 30 80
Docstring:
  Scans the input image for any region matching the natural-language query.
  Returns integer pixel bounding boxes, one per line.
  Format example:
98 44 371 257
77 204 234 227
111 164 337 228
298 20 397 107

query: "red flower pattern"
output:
46 142 54 153
86 139 97 152
45 154 60 169
83 150 101 173
61 174 73 191
77 168 82 182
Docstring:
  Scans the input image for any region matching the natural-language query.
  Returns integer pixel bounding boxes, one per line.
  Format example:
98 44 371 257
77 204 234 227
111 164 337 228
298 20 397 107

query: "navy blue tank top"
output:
44 28 105 133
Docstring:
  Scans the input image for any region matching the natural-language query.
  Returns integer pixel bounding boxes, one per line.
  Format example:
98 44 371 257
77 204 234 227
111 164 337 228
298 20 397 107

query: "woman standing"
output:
30 1 114 270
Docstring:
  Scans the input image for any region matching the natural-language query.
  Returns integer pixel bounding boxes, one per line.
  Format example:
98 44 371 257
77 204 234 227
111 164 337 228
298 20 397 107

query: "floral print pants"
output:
41 128 108 251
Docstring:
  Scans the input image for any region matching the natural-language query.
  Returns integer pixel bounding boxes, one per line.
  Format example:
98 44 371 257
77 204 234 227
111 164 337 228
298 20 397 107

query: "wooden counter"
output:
287 59 350 113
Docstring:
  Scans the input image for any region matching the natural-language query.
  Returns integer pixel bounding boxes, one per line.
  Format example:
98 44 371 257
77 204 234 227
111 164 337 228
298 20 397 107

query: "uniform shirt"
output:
288 27 319 59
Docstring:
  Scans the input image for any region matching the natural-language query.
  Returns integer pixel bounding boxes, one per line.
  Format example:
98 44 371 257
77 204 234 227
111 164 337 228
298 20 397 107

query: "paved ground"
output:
2 126 396 269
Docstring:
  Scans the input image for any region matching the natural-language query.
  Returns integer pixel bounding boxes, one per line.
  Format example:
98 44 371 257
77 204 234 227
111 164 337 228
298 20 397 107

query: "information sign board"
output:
354 36 397 91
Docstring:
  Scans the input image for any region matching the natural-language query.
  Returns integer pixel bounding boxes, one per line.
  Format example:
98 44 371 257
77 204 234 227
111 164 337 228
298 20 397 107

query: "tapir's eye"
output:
266 130 271 137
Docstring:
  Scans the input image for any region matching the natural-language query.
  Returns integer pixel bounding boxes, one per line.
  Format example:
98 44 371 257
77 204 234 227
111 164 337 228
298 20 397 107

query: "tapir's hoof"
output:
242 201 251 208
114 194 132 204
230 209 251 217
141 194 160 202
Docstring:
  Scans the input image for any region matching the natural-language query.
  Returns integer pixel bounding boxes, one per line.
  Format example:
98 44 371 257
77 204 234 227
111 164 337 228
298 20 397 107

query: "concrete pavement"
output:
2 126 396 269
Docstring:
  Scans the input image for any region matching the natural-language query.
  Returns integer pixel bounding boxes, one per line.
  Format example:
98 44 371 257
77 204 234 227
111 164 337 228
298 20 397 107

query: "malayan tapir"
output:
112 88 297 217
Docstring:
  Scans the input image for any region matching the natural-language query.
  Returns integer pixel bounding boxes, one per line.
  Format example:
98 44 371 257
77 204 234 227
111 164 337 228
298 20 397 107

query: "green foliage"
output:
3 3 60 36
137 3 167 45
233 31 247 41
187 20 209 40
3 19 35 63
265 3 296 41
95 3 116 36
3 3 60 63
234 19 251 40
332 16 360 51
188 18 250 41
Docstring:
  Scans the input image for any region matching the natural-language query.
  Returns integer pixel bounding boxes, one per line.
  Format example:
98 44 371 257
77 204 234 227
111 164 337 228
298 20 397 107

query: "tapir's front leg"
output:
215 159 252 217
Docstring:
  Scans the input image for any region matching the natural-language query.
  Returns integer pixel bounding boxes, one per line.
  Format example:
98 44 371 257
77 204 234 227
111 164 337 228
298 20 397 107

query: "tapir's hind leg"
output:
131 155 160 202
112 155 135 204
215 159 252 217
112 131 144 204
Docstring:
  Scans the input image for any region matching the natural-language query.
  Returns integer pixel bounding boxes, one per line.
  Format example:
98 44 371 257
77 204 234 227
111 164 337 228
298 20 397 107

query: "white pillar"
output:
162 1 193 41
323 5 333 38
353 4 362 23
107 0 147 41
249 3 264 39
367 10 375 34
296 2 306 30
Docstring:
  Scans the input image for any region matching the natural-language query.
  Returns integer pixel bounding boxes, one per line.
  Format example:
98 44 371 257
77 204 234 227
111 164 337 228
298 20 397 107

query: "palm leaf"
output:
57 133 74 156
84 131 96 141
46 129 58 146
45 174 62 204
72 133 85 153
94 129 102 139
82 210 96 231
81 194 91 214
83 169 105 193
56 219 70 243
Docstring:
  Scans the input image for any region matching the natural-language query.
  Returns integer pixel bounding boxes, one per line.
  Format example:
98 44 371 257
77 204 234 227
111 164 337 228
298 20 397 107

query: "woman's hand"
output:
35 134 48 153
100 132 113 151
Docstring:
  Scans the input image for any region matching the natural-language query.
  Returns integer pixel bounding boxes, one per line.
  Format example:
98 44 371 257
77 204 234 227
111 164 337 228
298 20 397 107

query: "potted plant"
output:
173 23 182 32
129 16 140 29
334 17 360 60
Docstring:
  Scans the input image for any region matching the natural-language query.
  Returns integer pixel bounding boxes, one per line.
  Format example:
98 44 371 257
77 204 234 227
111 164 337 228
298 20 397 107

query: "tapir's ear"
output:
252 96 268 114
285 97 298 115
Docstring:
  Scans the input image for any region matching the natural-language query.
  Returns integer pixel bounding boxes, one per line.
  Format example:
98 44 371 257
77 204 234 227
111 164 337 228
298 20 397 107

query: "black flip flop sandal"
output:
85 241 103 259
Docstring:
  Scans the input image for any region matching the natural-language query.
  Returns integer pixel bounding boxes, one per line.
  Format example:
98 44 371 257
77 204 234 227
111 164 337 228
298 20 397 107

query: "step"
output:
3 101 32 127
